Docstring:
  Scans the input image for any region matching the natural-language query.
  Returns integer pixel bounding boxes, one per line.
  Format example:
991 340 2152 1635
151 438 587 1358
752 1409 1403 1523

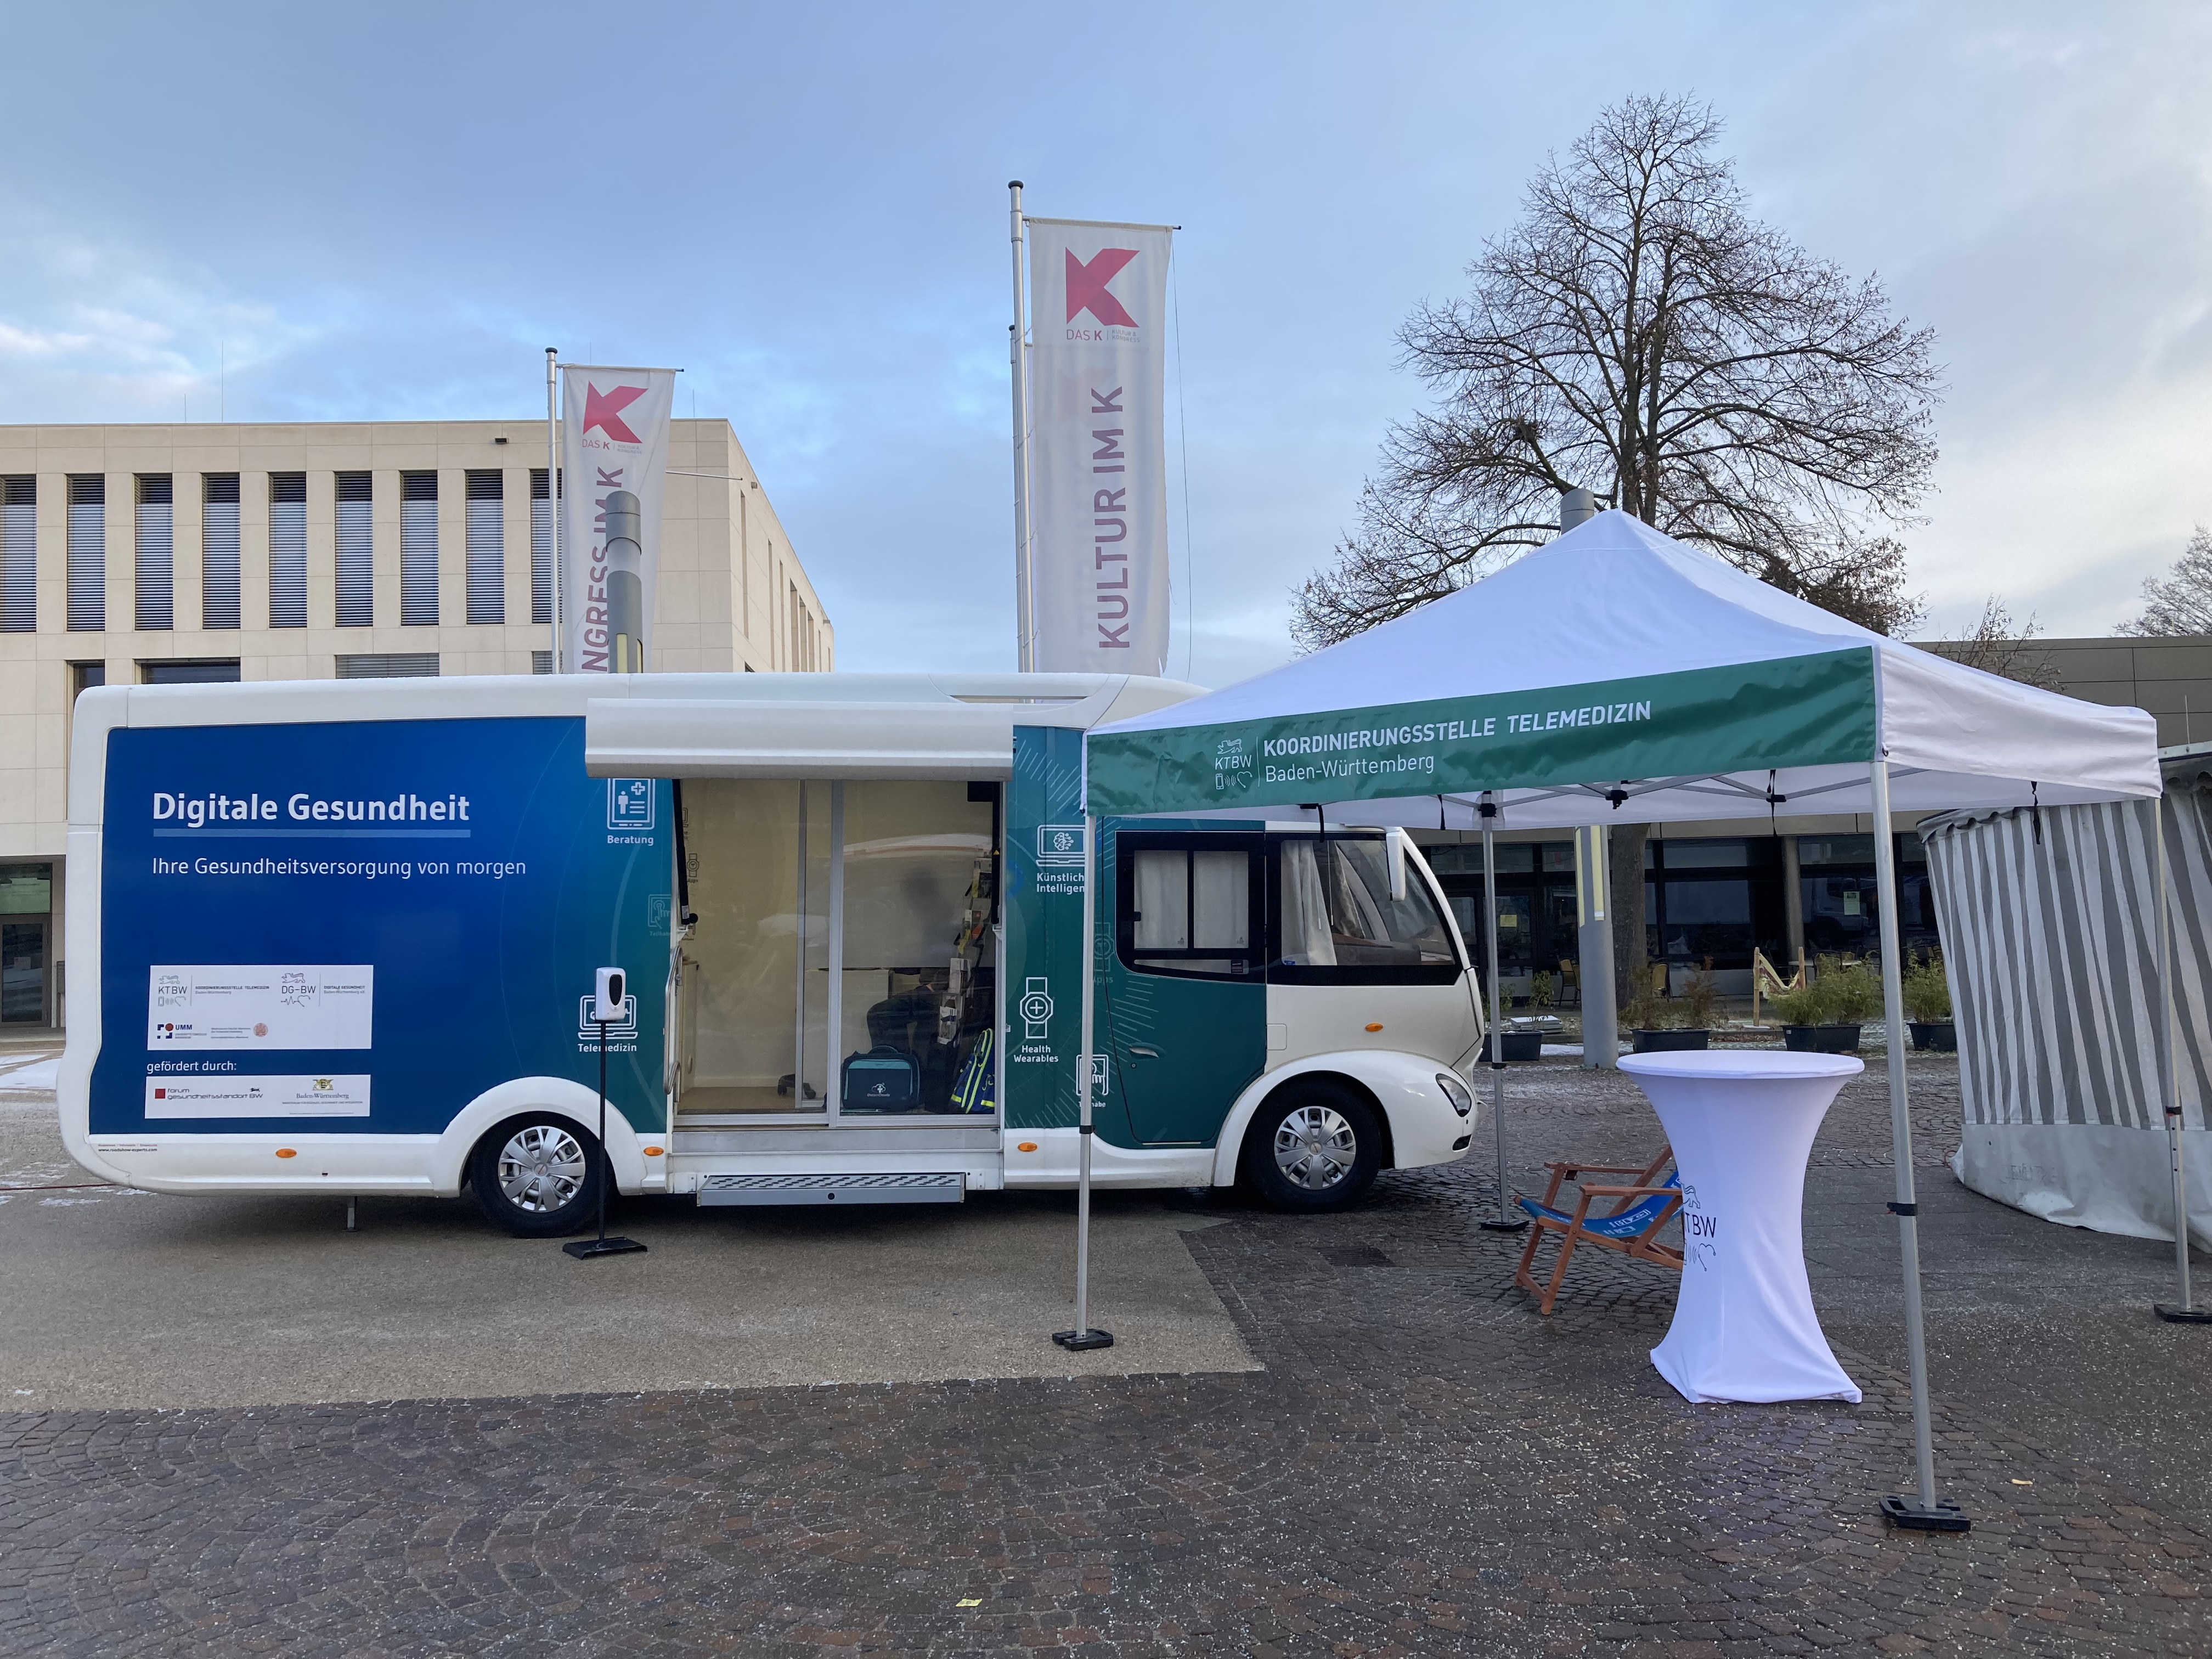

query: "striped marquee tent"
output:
1922 754 2212 1248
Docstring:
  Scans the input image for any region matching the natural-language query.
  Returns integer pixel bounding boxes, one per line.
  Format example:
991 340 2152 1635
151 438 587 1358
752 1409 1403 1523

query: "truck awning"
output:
584 698 1017 780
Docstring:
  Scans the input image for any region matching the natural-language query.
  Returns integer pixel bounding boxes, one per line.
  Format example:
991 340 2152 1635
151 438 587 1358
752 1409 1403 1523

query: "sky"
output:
2 1 2208 686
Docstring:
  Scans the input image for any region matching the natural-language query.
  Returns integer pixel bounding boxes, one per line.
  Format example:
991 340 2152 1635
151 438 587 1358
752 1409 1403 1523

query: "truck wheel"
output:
1242 1082 1381 1212
471 1115 600 1237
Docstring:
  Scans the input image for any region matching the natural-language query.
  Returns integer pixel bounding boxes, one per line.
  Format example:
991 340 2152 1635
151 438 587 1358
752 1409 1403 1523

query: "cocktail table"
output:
1617 1049 1863 1404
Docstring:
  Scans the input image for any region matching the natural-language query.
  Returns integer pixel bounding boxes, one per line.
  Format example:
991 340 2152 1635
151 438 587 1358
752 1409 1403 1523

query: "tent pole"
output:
2153 787 2208 1322
1477 801 1524 1232
1054 812 1112 1351
1871 760 1968 1531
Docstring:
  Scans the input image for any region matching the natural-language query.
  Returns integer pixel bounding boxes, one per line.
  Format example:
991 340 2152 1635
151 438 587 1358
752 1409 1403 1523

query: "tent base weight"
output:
1880 1495 1970 1532
2154 1302 2212 1324
563 1237 649 1260
1052 1328 1114 1351
1480 1218 1530 1233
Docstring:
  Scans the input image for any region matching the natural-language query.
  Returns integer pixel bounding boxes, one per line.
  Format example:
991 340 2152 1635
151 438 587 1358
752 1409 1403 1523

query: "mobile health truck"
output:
59 672 1481 1232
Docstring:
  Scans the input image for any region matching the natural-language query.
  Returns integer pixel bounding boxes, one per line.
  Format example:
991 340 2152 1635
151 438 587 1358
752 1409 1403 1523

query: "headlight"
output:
1436 1071 1472 1115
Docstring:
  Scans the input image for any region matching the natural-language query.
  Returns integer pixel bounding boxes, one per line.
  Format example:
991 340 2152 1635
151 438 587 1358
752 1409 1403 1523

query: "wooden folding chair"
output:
1513 1147 1684 1316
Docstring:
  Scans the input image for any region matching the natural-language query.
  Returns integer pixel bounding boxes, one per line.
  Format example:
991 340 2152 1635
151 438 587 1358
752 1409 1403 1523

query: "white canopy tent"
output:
1076 509 2162 1530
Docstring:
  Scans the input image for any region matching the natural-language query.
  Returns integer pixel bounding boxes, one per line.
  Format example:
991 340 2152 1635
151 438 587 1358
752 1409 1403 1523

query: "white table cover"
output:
1618 1050 1864 1405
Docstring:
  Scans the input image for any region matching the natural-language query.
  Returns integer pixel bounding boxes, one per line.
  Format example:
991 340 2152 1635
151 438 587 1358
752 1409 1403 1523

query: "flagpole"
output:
1008 180 1035 674
545 348 561 673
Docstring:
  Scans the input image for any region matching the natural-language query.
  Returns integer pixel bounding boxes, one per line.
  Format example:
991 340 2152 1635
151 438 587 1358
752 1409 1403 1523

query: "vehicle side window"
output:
1273 836 1462 986
1119 838 1259 980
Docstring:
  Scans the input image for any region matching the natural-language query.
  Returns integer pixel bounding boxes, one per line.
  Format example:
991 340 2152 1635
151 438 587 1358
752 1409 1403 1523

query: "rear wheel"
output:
471 1114 601 1237
1242 1082 1381 1212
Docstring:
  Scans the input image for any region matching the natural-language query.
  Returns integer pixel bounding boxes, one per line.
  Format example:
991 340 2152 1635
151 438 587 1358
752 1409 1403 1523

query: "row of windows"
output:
0 471 556 635
70 651 554 691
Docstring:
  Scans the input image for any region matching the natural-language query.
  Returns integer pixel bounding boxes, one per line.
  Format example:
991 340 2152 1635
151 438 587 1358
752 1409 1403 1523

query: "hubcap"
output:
1274 1104 1357 1191
498 1124 588 1214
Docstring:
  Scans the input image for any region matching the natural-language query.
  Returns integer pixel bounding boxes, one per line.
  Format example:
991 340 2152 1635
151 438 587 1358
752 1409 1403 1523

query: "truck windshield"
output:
1277 837 1458 978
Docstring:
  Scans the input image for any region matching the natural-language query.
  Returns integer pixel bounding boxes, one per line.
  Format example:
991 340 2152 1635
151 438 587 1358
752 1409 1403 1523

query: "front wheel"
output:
1241 1083 1382 1212
471 1114 602 1237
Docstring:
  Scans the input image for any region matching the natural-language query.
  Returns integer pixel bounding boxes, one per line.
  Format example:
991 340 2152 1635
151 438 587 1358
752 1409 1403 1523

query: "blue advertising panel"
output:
92 716 669 1138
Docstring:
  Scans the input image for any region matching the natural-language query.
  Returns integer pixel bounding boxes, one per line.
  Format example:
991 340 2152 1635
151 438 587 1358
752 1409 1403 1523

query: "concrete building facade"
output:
0 417 832 1029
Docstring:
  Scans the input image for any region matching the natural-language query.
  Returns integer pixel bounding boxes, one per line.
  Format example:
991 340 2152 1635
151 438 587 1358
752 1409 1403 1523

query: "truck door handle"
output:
1129 1046 1160 1059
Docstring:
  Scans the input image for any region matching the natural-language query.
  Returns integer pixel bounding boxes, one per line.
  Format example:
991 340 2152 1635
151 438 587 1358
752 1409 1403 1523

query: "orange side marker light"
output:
275 1148 297 1159
642 1145 664 1156
1017 1142 1039 1153
1365 1023 1384 1032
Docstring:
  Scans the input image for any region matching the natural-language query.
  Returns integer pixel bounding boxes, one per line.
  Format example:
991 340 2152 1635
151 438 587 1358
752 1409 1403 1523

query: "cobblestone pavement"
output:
4 1057 2209 1656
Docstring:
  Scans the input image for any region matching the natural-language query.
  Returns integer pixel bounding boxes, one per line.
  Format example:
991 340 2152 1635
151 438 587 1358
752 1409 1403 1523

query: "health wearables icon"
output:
1019 977 1055 1040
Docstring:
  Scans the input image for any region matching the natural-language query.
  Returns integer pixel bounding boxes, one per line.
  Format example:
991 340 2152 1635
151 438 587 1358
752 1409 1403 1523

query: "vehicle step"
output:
696 1171 966 1207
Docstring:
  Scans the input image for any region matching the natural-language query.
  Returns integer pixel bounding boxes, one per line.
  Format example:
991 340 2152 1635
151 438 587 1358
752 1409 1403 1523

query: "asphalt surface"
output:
1 1048 2208 1656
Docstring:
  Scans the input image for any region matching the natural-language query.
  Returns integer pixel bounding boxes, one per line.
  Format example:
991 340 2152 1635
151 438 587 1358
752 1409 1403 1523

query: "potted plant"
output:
1903 949 1956 1051
1776 976 1849 1053
1480 1024 1544 1062
1779 957 1877 1052
1626 981 1710 1053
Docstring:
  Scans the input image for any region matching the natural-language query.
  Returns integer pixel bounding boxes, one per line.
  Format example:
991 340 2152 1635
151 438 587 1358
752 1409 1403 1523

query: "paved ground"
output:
3 1051 2209 1655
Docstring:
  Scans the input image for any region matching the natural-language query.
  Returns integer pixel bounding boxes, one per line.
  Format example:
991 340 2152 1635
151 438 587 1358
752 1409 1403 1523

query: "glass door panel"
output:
678 780 827 1116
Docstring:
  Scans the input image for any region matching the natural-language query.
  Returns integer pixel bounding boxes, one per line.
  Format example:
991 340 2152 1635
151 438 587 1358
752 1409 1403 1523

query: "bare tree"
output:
1291 94 1940 651
1963 599 2050 683
1927 596 2062 691
2120 527 2212 636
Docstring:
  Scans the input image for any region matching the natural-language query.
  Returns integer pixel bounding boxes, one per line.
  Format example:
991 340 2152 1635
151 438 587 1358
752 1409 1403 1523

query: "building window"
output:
269 473 308 628
335 471 374 627
134 475 174 631
0 477 31 633
465 469 503 624
530 467 555 625
70 662 105 698
139 659 241 685
336 652 438 679
400 470 438 625
531 649 552 674
201 474 241 629
67 475 105 632
0 861 55 1028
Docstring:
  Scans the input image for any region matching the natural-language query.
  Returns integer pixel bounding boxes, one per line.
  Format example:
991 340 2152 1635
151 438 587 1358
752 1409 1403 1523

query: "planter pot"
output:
1632 1028 1710 1053
1480 1031 1544 1063
1782 1023 1863 1053
1910 1020 1957 1053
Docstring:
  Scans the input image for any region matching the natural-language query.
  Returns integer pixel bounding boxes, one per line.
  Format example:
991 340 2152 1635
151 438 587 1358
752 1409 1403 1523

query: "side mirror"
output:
1386 827 1408 901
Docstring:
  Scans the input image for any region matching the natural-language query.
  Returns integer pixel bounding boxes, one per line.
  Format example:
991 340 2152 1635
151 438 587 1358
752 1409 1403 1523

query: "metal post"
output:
545 348 561 673
1478 800 1525 1233
826 782 845 1124
1576 823 1618 1069
1008 182 1036 673
1054 813 1113 1350
563 1010 648 1259
2153 788 2209 1322
1871 760 1968 1531
794 782 808 1109
345 1197 357 1232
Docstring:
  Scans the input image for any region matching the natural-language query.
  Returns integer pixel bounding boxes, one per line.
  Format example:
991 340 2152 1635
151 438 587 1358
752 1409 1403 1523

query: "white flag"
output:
1025 219 1172 675
559 364 676 673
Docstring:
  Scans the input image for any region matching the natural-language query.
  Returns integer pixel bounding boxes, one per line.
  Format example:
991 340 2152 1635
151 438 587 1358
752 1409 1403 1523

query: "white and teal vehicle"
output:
58 672 1481 1232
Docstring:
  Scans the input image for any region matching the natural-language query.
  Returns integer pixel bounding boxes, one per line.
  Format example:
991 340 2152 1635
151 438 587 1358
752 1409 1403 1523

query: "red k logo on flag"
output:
582 382 648 444
1065 248 1141 327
